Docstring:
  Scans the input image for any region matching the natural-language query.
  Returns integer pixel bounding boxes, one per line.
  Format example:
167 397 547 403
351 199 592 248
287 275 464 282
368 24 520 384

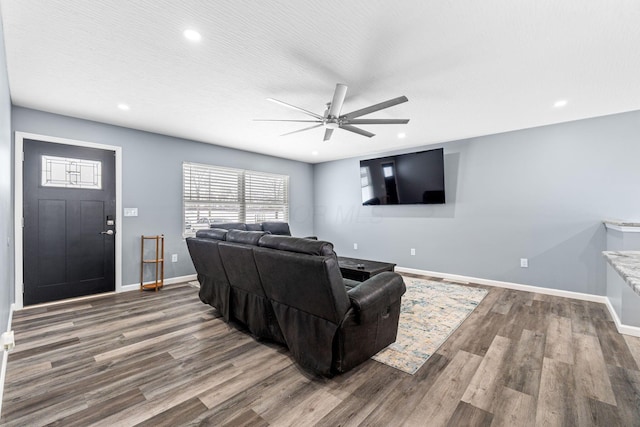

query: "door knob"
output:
100 230 114 235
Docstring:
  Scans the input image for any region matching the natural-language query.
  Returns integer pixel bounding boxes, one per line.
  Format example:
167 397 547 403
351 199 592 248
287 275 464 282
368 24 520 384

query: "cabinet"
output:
140 235 164 291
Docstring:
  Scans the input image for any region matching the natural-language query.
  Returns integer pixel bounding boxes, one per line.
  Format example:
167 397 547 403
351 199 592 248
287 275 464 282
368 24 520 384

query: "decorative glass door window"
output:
41 155 102 189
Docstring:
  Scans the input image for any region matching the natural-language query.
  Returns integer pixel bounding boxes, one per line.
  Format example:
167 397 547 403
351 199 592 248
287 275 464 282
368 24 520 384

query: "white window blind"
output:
183 162 289 235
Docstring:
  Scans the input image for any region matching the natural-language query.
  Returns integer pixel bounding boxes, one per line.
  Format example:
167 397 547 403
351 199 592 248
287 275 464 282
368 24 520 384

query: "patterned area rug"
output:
372 277 488 374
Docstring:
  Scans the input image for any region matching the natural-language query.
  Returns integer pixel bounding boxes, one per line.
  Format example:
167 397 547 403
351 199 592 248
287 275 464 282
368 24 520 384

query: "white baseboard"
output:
122 274 197 292
602 297 640 337
15 275 199 310
396 266 640 338
0 303 16 417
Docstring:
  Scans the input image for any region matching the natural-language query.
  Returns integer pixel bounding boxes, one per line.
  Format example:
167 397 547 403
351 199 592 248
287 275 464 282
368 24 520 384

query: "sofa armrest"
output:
347 272 406 323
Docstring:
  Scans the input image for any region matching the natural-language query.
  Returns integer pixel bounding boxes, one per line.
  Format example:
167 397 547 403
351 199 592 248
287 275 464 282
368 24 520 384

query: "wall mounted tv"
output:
360 148 445 205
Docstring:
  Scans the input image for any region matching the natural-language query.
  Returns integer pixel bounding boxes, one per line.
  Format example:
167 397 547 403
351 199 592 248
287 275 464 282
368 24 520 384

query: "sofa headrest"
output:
226 229 268 245
195 228 228 240
209 222 247 231
258 234 335 256
245 223 263 231
261 222 291 236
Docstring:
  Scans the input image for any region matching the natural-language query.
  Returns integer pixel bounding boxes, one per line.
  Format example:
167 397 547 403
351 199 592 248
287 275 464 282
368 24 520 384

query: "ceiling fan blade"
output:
345 118 410 125
323 128 334 141
280 123 323 137
267 98 324 120
253 119 321 122
340 124 375 138
328 84 348 117
341 96 408 120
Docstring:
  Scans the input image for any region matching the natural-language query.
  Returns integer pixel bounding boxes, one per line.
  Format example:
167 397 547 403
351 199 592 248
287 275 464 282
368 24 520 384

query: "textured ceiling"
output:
2 1 640 163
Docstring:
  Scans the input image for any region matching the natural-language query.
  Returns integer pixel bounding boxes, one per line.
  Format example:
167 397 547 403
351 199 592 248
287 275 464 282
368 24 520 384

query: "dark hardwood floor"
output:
2 276 639 426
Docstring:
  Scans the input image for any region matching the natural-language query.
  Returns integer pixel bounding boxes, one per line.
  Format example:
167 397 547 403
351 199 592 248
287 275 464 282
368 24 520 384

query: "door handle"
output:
100 230 114 235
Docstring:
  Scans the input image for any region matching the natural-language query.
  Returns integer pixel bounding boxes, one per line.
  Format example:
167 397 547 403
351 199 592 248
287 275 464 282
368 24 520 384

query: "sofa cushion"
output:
261 221 291 236
226 229 267 245
195 228 228 240
219 239 285 343
343 278 361 290
258 234 335 256
245 223 263 231
209 222 247 231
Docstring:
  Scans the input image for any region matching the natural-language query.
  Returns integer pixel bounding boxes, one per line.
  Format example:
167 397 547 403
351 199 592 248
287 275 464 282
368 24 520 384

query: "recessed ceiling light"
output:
117 103 130 111
553 99 568 108
183 29 201 42
397 132 406 139
311 151 319 156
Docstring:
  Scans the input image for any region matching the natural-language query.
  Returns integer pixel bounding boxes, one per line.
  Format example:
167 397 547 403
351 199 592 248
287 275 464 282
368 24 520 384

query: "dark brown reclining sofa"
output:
206 221 316 239
205 221 294 235
186 228 406 375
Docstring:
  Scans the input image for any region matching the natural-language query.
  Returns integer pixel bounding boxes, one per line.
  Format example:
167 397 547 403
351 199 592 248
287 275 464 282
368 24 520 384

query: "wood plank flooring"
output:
2 276 639 426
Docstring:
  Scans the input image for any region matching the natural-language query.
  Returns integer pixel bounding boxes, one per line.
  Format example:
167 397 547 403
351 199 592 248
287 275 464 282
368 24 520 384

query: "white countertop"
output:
603 251 640 296
603 219 640 228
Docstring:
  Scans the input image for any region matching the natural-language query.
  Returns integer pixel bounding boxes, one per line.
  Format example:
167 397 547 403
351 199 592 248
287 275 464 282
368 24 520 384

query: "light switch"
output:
124 208 138 217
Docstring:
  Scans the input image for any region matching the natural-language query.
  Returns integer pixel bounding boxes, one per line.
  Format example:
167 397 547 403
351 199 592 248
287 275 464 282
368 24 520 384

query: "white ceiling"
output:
2 1 639 164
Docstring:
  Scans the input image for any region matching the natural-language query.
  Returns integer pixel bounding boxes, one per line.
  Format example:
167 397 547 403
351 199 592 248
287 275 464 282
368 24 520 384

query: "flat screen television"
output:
360 148 445 205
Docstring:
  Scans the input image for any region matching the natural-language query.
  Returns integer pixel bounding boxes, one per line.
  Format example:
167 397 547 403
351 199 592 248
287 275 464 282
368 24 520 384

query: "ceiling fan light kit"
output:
256 84 409 142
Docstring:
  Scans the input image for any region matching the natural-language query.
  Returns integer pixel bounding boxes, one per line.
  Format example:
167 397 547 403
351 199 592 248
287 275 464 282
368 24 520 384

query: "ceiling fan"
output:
256 84 409 142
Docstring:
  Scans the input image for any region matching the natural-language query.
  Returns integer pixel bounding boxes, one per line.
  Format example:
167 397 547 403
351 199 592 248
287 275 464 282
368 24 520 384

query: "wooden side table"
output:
337 256 396 282
140 235 164 291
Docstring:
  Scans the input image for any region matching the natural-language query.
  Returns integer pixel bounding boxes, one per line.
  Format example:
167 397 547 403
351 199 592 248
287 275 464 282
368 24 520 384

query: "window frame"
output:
183 162 289 236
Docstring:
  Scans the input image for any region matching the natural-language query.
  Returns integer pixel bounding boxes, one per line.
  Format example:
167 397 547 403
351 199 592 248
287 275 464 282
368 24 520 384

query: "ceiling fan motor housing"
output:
324 120 339 129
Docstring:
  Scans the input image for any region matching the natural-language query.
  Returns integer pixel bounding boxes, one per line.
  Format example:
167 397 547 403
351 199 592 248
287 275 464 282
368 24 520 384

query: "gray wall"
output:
12 107 314 287
314 110 640 295
7 102 640 299
0 11 13 327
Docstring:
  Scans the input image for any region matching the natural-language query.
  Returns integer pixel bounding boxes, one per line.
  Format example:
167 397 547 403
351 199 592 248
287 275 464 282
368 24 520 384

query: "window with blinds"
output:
183 162 289 235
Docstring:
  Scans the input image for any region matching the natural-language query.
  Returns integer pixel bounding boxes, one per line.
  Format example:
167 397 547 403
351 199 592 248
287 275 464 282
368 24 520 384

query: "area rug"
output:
371 277 488 374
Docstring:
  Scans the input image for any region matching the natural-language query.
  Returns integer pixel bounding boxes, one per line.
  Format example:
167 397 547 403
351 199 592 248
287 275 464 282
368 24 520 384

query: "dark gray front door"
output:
23 139 116 305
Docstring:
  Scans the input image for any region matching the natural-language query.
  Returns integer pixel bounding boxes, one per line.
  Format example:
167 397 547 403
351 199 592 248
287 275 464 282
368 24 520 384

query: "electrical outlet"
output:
520 258 528 268
171 254 178 263
410 248 416 256
353 243 358 250
1 331 15 351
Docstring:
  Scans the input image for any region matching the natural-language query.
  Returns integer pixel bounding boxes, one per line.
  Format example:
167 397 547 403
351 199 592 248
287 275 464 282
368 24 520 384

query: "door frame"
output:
14 132 123 309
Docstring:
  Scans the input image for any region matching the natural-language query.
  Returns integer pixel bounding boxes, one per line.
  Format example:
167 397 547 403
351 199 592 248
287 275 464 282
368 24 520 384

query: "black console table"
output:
338 256 396 282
